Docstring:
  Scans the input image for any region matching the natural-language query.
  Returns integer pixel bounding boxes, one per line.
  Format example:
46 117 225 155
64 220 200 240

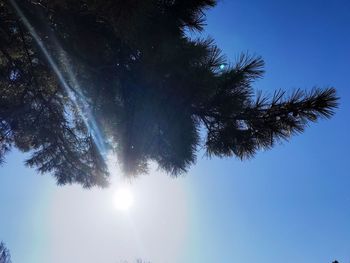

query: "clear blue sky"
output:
1 0 350 262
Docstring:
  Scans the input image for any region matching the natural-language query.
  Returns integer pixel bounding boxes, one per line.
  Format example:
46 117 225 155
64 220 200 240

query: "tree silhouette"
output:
0 0 338 187
0 242 11 263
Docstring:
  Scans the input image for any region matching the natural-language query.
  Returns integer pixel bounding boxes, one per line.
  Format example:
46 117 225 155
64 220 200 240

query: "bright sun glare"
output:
113 187 134 211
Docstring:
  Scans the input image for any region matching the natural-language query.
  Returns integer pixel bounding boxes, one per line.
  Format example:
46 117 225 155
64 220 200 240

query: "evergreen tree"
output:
0 0 338 187
0 242 11 263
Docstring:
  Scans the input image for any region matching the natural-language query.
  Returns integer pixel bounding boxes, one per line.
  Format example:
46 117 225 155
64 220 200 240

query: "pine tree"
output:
0 242 11 263
0 0 338 187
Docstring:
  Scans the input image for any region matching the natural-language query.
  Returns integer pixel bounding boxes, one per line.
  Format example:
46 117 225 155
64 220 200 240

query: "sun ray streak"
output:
9 0 108 157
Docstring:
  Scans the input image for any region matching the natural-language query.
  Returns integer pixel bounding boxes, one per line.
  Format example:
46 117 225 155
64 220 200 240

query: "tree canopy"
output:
0 0 338 187
0 242 11 263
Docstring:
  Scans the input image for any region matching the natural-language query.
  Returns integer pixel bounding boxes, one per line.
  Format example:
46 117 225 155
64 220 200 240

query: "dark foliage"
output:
0 0 338 187
0 242 11 263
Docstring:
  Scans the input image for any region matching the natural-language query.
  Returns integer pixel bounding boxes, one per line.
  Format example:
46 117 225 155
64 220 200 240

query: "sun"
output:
113 187 134 211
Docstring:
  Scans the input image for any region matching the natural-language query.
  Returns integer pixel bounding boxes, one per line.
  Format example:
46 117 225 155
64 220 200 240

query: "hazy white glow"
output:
47 162 189 263
113 188 134 211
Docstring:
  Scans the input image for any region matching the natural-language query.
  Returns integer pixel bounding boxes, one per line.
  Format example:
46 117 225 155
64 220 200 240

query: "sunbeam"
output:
8 0 108 157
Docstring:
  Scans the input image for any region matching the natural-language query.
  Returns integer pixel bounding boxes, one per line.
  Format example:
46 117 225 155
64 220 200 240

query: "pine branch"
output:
203 87 339 159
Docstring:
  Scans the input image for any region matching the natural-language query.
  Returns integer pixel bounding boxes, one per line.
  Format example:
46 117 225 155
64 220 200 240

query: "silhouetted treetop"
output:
0 242 11 263
0 0 338 187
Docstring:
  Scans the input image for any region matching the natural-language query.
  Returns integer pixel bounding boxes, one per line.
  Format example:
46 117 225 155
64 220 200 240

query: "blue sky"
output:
1 0 350 262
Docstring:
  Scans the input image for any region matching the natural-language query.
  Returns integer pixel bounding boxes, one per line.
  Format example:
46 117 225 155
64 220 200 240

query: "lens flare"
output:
9 0 107 156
